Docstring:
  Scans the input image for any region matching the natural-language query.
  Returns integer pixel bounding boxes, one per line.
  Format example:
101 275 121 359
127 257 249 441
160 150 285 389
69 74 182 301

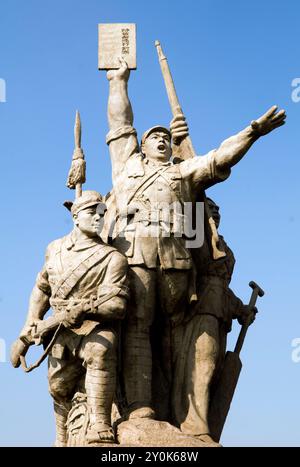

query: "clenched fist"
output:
107 57 130 82
170 114 189 144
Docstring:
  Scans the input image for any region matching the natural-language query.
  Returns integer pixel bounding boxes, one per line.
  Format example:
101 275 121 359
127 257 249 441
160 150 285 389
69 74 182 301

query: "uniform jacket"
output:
36 231 128 337
106 126 231 269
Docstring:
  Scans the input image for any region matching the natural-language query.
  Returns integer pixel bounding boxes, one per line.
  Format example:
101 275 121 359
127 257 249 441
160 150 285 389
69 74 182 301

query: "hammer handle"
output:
248 291 259 309
234 289 258 355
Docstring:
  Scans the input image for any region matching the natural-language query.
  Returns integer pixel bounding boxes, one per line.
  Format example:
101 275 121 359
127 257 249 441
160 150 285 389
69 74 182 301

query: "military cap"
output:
64 190 107 216
141 126 171 146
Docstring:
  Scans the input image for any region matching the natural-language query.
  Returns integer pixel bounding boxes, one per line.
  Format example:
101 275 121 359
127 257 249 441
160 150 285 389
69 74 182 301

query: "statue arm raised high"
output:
106 58 139 183
107 58 133 131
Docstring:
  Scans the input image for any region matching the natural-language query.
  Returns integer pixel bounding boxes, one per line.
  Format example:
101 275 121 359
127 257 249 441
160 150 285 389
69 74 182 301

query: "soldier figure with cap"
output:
11 190 129 446
105 57 286 425
171 198 257 444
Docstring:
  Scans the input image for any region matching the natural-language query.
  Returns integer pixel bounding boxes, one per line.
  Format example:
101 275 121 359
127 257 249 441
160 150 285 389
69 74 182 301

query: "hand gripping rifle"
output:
155 41 225 260
11 292 119 373
10 316 65 373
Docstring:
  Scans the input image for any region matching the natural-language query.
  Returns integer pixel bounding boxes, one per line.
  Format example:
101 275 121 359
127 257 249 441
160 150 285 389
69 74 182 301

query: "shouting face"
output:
142 131 172 163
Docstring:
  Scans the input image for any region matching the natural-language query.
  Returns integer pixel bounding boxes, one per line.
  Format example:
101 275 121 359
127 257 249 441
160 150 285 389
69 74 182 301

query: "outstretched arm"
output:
173 106 286 192
214 105 286 171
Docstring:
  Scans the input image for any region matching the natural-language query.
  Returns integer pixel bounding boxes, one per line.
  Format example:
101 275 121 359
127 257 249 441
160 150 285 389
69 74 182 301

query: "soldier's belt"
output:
49 286 129 314
50 296 98 314
120 209 187 225
50 295 108 314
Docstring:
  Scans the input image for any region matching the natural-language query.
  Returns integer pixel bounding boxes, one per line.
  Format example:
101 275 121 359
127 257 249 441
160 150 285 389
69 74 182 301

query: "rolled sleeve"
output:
179 149 231 190
106 125 137 145
106 125 140 182
36 267 51 297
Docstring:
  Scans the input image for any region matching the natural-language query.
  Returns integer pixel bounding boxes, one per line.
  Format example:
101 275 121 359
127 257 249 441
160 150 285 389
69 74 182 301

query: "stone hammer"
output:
234 281 265 355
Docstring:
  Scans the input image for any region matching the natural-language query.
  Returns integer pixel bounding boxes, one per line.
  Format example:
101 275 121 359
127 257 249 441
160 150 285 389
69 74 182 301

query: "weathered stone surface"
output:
11 188 129 447
105 42 282 445
10 24 285 448
116 419 219 447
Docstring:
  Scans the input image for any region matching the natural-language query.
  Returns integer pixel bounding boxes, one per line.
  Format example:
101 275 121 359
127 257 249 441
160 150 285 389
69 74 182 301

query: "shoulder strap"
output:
127 165 170 206
158 166 184 204
51 246 115 300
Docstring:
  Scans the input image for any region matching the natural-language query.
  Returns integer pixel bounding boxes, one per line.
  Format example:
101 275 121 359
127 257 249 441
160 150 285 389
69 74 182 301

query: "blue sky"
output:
0 0 299 446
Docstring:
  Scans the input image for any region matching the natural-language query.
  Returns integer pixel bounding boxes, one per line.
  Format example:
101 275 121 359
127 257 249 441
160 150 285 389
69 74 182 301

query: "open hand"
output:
107 57 130 82
251 105 286 136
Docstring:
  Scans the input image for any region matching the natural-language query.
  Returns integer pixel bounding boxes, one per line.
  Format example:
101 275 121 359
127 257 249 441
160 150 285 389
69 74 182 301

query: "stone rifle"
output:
10 292 119 373
155 40 225 260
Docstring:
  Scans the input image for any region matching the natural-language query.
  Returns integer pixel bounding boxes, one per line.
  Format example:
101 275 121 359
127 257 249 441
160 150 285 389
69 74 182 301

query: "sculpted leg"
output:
48 354 84 447
123 267 156 419
179 314 219 441
81 328 117 443
159 269 190 328
53 401 69 447
155 269 189 419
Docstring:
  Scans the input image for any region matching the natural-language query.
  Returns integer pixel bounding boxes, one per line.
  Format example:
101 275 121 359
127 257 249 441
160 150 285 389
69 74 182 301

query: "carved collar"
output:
65 231 103 252
144 158 173 168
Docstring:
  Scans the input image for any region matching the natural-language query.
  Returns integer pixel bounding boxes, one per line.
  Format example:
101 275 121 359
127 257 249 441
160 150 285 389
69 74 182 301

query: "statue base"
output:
65 393 221 447
116 419 221 447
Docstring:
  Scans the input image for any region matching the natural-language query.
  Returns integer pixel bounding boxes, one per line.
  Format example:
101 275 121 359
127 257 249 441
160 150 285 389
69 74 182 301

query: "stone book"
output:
98 23 136 70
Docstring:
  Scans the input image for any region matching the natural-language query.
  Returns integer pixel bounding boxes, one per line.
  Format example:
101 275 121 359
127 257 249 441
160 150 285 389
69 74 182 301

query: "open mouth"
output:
157 143 166 151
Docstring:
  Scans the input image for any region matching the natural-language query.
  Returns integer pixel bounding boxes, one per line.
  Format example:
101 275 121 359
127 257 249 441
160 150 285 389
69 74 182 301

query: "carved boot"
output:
123 325 155 420
85 368 115 444
53 401 69 447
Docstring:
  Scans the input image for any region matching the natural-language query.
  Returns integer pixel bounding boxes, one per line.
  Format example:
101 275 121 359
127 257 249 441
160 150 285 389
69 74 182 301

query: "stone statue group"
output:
11 52 285 447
